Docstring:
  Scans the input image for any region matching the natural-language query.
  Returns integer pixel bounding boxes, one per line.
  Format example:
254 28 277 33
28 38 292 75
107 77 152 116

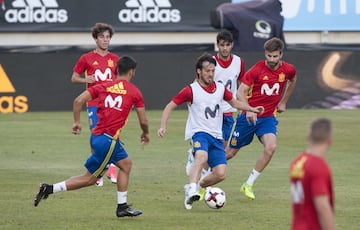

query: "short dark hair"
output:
91 23 114 39
309 118 332 144
117 56 138 75
264 37 284 53
195 53 216 77
216 30 233 43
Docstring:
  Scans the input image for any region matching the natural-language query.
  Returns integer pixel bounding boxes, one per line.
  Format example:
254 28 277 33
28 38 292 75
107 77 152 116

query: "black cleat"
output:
34 183 51 207
116 205 143 217
186 193 200 205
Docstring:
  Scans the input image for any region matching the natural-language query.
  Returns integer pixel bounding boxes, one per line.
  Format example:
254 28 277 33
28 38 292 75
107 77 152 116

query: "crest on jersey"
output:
108 59 114 68
194 141 201 148
278 73 285 82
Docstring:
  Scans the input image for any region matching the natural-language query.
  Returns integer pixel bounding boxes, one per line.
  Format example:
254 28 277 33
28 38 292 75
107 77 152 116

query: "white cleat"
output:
184 184 193 210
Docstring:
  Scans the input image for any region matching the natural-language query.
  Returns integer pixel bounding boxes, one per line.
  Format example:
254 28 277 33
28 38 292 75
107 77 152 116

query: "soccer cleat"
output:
107 164 117 184
116 205 142 217
95 177 103 187
186 192 200 206
198 187 206 201
34 183 52 207
183 184 192 210
240 183 255 200
185 148 194 176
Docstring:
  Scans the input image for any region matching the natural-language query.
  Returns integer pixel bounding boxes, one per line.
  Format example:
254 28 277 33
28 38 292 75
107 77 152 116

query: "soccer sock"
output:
53 181 67 193
117 191 128 205
246 169 261 185
189 182 197 195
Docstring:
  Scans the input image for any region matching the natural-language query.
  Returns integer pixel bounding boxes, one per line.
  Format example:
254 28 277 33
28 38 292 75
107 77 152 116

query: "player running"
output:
34 56 149 218
185 30 245 176
157 53 263 210
226 37 297 199
290 118 335 230
71 22 120 186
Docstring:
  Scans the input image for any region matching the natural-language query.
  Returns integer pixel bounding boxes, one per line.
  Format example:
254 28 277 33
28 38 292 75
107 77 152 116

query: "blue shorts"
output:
229 114 278 149
222 115 235 142
87 106 98 130
85 134 128 178
192 132 227 168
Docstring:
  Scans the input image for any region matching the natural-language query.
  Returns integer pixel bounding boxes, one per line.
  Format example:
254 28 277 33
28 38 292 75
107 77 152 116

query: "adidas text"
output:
118 6 181 23
5 7 68 23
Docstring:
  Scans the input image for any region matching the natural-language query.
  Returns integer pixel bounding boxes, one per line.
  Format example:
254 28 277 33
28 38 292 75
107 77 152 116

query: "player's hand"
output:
277 103 286 113
140 132 150 148
72 123 82 135
246 111 258 125
157 127 166 138
86 75 96 84
251 106 265 114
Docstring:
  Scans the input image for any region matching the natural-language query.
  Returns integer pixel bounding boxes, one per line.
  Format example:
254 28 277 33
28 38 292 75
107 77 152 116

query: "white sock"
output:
246 169 261 185
53 181 67 193
117 191 128 204
189 182 197 195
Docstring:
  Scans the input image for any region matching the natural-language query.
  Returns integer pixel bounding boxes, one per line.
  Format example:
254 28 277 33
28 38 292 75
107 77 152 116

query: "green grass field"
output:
0 109 359 230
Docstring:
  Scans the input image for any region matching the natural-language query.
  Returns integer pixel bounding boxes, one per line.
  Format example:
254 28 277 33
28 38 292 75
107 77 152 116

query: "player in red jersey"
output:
226 37 297 199
34 56 149 218
71 22 120 185
290 118 335 230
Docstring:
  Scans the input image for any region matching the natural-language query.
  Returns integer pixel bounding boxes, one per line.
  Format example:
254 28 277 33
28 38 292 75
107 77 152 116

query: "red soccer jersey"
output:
87 79 145 137
172 81 233 105
290 152 334 230
241 60 296 117
73 51 119 107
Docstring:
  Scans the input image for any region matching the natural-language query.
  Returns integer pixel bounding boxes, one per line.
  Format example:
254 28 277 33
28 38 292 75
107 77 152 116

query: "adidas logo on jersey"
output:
4 0 68 23
118 0 181 23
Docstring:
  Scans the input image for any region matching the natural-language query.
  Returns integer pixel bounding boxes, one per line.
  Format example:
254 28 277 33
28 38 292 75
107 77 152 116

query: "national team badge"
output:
108 59 114 68
194 141 201 148
278 73 285 82
231 138 237 147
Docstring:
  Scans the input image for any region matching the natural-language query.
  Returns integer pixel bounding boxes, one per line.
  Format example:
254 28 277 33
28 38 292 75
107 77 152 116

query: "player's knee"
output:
213 168 227 182
264 144 276 156
226 148 238 160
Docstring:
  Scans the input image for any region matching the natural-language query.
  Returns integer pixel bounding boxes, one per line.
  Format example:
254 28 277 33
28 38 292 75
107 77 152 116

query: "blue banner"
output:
232 0 360 31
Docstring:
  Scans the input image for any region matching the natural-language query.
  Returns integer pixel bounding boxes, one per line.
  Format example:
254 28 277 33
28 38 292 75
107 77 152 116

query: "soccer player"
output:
71 22 120 186
226 37 297 199
290 118 335 230
157 53 263 210
185 30 245 176
34 56 149 218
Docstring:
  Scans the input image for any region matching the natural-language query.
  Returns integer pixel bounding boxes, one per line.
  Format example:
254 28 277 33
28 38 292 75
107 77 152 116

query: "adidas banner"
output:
0 0 228 32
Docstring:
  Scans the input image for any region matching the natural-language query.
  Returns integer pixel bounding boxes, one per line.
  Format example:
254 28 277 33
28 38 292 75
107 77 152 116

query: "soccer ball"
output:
204 187 226 209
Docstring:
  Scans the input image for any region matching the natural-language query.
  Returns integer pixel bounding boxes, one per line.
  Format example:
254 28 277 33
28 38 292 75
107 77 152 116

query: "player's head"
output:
264 37 284 69
216 30 234 59
195 53 216 86
308 118 332 146
91 23 114 51
117 56 138 79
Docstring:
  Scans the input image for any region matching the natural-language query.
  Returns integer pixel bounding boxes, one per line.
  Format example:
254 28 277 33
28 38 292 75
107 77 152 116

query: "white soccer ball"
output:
204 187 226 209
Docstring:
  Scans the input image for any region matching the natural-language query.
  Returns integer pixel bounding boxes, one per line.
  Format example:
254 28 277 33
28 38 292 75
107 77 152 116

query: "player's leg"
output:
222 114 235 148
241 116 278 200
197 137 227 200
226 113 255 160
87 106 104 186
113 142 142 217
34 133 110 207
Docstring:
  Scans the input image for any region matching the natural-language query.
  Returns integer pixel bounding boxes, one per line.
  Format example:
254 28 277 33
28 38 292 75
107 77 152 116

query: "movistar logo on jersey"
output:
3 0 68 23
261 83 280 96
118 0 181 23
94 68 112 82
204 104 220 119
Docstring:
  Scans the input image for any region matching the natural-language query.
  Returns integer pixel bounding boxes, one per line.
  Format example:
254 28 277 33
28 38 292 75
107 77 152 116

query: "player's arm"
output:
227 86 263 114
71 72 95 84
314 195 335 230
72 90 92 135
157 101 178 138
135 107 150 147
277 76 296 113
236 83 259 125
